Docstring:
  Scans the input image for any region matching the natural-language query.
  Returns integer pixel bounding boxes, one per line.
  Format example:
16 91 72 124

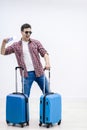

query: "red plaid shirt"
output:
5 38 48 77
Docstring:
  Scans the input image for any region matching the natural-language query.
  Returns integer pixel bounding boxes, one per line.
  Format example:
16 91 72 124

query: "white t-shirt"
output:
22 41 34 71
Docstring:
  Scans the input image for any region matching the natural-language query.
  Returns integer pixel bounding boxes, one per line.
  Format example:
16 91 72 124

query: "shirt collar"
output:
19 38 32 44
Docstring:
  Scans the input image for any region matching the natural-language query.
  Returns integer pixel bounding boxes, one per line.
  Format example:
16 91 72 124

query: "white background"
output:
0 0 87 99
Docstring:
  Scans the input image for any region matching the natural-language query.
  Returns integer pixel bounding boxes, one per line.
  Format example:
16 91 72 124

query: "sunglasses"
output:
24 31 32 34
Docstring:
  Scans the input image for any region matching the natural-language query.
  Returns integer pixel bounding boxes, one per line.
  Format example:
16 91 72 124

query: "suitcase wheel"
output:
21 122 29 127
21 124 24 128
47 124 50 128
6 120 9 124
27 122 29 126
46 123 52 128
39 122 42 126
58 120 61 125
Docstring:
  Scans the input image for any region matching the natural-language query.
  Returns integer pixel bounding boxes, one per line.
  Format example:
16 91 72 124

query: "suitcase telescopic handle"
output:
15 66 24 70
43 68 50 95
15 66 24 93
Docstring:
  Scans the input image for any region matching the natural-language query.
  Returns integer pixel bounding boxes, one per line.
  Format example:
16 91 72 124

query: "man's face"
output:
21 28 32 41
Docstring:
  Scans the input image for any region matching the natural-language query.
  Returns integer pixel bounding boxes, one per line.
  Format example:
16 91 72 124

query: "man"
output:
1 23 51 97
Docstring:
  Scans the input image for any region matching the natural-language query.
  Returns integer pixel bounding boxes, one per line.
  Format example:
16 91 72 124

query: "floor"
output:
0 97 87 130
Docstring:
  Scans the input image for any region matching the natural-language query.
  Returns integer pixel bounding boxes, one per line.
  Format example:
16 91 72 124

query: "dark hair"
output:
21 23 31 31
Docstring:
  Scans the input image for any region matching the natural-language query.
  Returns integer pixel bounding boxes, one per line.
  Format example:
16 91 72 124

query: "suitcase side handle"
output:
15 66 24 93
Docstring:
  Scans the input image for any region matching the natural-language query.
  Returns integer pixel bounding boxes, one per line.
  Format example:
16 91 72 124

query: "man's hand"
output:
2 38 9 44
44 63 50 70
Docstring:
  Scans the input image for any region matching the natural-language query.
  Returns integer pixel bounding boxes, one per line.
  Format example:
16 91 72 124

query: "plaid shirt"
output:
5 38 48 77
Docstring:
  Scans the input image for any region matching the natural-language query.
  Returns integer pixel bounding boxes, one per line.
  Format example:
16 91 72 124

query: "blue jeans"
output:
23 71 50 97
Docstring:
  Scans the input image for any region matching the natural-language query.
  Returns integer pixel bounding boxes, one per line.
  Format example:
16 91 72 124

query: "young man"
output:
1 23 51 97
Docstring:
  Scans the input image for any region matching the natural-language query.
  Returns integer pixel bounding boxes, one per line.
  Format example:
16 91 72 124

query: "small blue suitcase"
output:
39 70 62 128
6 67 29 127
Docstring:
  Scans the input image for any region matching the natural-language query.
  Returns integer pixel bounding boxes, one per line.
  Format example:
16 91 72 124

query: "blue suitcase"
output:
39 70 62 128
6 67 29 127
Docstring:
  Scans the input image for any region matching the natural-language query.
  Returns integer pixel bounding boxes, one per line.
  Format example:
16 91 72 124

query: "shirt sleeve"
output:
36 41 48 57
5 44 14 55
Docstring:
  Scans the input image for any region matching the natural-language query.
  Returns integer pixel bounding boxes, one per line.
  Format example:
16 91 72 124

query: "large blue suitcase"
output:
39 93 62 128
6 67 29 127
39 70 62 128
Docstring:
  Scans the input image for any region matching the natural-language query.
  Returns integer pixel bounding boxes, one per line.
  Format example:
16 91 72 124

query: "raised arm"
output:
0 38 9 55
